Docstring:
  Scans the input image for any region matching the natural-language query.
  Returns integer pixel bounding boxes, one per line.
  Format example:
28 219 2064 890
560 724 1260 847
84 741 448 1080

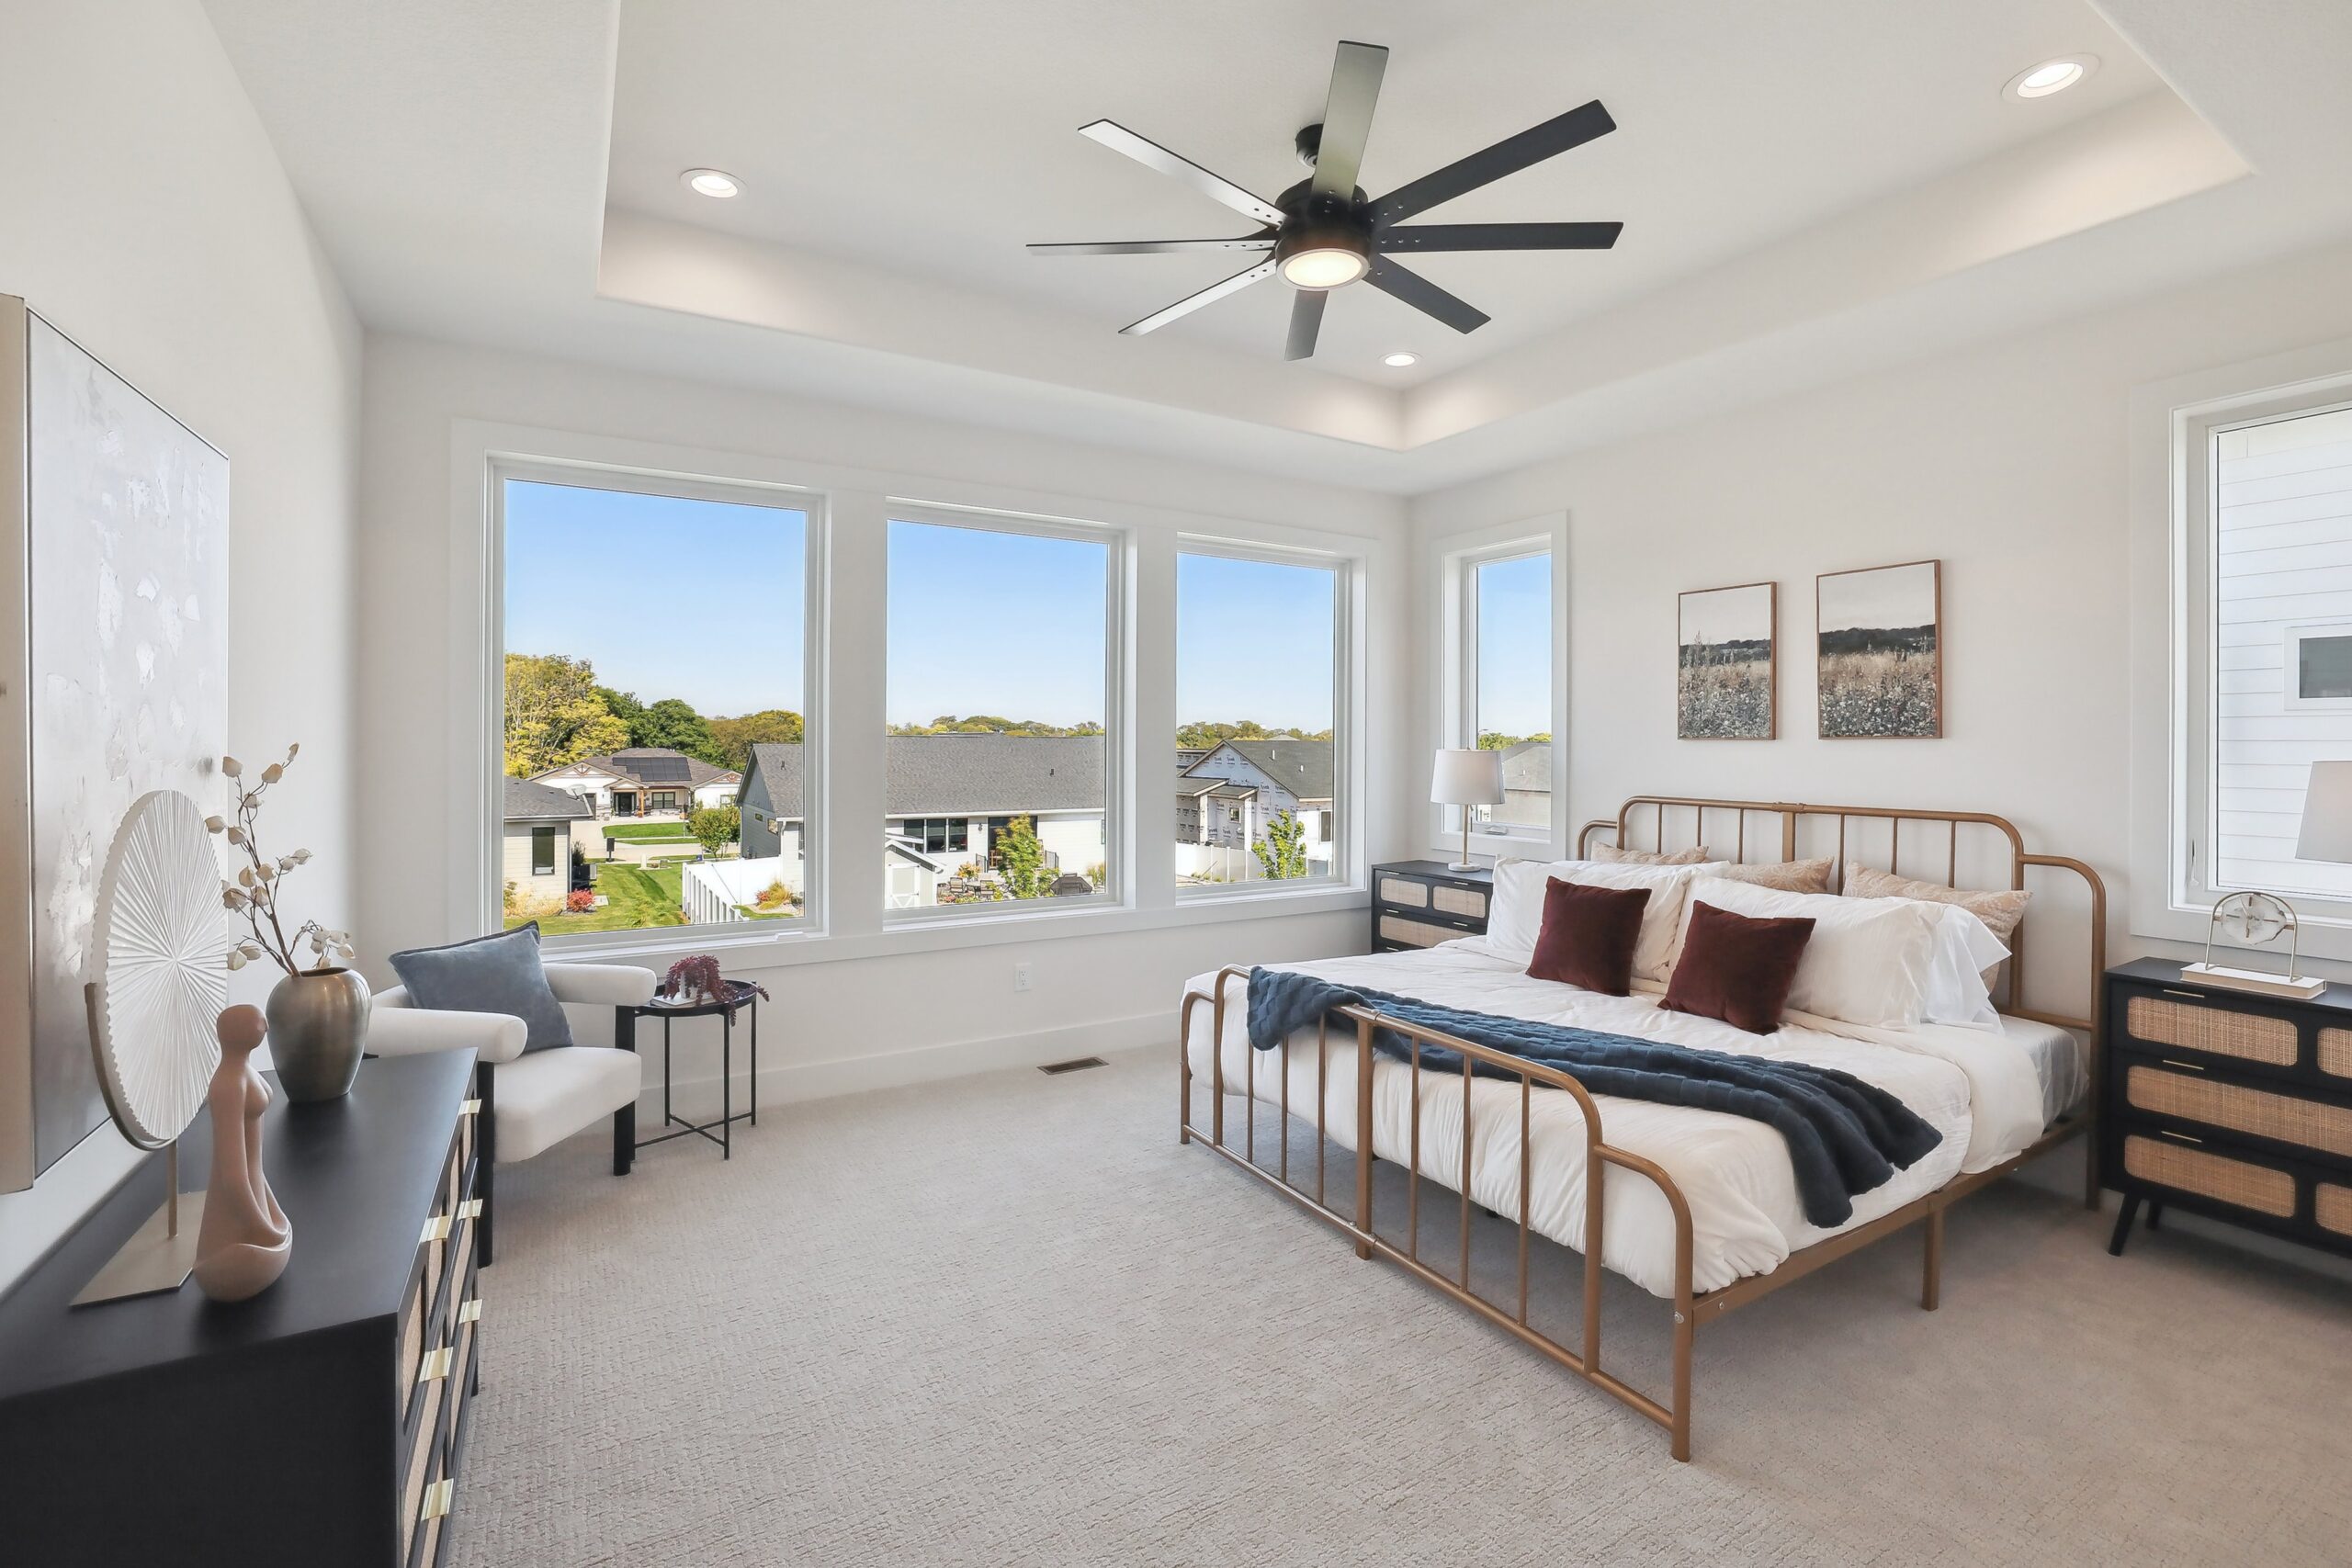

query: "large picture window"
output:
2191 400 2352 903
1175 550 1344 889
883 514 1116 913
500 474 809 936
1460 547 1555 840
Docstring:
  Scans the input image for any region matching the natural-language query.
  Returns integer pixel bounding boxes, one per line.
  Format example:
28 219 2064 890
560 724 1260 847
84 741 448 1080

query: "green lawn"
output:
597 822 696 843
504 863 686 935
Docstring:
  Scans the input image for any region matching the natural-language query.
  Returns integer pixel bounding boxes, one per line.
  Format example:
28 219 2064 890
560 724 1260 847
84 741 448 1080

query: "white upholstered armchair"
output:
369 962 656 1264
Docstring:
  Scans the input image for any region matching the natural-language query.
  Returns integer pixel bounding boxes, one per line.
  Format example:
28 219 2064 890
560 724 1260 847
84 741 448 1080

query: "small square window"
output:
2286 622 2352 710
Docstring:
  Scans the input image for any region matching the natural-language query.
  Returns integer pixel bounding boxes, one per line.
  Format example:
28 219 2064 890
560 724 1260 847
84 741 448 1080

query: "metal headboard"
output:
1577 795 2106 1037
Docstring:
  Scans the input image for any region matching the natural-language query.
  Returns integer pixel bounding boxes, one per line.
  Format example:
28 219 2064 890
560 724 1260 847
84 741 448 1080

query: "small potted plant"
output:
662 955 768 1010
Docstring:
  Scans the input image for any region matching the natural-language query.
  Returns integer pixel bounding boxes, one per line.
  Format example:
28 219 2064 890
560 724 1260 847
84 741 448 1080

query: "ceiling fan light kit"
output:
1031 39 1623 361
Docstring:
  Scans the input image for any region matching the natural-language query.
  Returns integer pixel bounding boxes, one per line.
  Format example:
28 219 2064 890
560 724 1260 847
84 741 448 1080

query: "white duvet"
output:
1181 938 2050 1298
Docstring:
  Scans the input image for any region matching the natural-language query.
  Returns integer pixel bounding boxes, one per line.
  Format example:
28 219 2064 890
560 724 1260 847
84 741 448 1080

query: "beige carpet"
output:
447 1050 2352 1568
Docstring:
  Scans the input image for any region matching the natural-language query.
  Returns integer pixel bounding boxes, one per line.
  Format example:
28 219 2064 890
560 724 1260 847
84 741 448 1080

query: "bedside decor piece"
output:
1 294 229 1196
212 743 368 1101
1677 581 1775 739
2180 891 2325 999
191 1005 290 1303
1817 559 1941 738
1430 749 1505 871
74 789 230 1305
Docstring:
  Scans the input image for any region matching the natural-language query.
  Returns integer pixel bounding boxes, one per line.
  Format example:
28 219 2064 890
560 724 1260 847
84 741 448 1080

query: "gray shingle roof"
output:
1499 739 1551 794
746 735 1105 818
1193 739 1335 803
504 777 594 822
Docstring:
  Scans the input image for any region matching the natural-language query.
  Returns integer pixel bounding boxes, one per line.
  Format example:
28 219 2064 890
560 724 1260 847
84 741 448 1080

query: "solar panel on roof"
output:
625 753 694 784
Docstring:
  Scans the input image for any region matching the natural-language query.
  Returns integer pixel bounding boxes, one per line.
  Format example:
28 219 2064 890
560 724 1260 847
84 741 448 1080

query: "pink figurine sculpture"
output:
192 1004 292 1303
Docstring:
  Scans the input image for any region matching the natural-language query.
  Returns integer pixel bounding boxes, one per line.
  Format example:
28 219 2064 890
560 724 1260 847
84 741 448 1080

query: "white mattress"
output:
1995 1010 2087 1126
1182 938 2059 1299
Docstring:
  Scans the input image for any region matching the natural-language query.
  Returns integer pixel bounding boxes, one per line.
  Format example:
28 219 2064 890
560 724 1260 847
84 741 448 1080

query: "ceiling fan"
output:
1028 39 1623 361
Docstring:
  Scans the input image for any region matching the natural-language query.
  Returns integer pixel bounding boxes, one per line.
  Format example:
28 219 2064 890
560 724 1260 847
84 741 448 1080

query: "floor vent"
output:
1038 1055 1109 1076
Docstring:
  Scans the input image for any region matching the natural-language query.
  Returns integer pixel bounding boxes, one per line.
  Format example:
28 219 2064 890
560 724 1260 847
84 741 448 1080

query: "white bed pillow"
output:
1489 858 1725 984
1911 902 2011 1032
1678 875 1941 1029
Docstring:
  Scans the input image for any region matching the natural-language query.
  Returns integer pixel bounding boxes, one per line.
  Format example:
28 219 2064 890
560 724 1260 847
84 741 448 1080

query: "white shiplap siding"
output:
2214 410 2352 897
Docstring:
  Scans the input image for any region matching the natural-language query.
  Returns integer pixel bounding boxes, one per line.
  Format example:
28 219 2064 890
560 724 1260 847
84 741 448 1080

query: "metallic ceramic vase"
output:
265 966 371 1102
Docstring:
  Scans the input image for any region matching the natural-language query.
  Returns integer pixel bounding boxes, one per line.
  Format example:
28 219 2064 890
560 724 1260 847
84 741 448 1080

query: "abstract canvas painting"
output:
1677 581 1775 739
1816 560 1941 739
0 299 228 1190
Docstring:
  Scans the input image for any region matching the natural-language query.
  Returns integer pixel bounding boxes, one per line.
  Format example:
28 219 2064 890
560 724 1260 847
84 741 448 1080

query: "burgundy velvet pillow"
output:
1526 878 1652 995
1659 899 1816 1034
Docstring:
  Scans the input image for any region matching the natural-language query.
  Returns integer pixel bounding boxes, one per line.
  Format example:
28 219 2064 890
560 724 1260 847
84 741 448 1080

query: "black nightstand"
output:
1369 860 1494 953
2099 957 2352 1262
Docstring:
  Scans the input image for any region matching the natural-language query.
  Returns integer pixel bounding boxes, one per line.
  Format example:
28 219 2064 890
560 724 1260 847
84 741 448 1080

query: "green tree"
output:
996 814 1051 899
1478 730 1552 751
632 697 724 764
597 685 647 740
506 654 630 777
688 805 741 858
1254 809 1310 880
708 709 805 770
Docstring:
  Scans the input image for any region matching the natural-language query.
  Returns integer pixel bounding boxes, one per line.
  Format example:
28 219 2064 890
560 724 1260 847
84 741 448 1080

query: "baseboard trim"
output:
631 1011 1167 1110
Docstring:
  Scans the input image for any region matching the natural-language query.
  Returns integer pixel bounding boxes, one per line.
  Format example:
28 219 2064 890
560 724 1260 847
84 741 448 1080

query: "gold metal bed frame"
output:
1176 796 2106 1461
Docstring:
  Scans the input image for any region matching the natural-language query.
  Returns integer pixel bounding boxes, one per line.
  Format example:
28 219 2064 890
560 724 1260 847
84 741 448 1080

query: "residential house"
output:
1495 739 1553 830
529 747 740 819
739 734 1106 899
1175 738 1334 865
501 777 591 903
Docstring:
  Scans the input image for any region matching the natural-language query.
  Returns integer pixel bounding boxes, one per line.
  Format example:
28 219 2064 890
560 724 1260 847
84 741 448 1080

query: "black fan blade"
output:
1120 258 1277 335
1080 120 1285 226
1028 235 1275 256
1370 100 1617 226
1364 258 1488 334
1284 290 1328 361
1378 221 1623 253
1310 40 1389 200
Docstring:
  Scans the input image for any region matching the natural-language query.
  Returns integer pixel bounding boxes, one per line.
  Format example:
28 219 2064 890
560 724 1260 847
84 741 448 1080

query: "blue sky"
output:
1477 552 1553 736
506 480 806 716
506 483 1396 734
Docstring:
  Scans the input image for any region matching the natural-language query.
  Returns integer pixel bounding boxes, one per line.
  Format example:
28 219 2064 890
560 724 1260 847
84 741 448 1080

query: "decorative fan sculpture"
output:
74 788 229 1303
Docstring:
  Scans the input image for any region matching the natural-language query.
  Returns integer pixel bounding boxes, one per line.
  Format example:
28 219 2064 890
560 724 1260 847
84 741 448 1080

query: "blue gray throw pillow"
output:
388 923 572 1052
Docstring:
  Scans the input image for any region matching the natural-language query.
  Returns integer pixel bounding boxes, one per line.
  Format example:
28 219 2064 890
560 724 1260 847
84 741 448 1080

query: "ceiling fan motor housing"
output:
1272 178 1371 288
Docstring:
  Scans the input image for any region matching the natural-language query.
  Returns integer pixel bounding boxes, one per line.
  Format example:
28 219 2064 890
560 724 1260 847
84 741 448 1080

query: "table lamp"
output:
1430 749 1506 872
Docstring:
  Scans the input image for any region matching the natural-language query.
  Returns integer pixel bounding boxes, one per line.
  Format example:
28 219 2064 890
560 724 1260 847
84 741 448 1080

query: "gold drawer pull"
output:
419 1214 451 1245
458 1298 481 1325
2159 1058 2208 1073
418 1346 455 1383
459 1099 481 1117
2159 987 2211 1000
2159 1129 2205 1145
457 1198 483 1221
420 1478 455 1522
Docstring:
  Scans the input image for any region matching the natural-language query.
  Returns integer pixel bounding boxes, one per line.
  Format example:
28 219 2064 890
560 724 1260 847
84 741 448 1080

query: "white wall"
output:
1412 235 2352 1011
356 333 1411 1100
0 3 363 1293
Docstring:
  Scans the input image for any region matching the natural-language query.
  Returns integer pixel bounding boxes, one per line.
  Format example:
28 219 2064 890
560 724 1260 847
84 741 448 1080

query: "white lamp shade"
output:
1430 748 1506 807
2296 761 2352 863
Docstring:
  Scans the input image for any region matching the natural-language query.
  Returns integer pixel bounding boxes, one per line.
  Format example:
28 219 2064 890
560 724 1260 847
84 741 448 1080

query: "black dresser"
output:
2099 957 2352 1262
0 1051 484 1568
1370 860 1494 953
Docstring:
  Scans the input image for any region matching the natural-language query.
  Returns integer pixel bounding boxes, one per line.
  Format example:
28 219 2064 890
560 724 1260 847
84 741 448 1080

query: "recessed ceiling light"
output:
682 168 742 198
1383 352 1418 367
2004 55 2098 101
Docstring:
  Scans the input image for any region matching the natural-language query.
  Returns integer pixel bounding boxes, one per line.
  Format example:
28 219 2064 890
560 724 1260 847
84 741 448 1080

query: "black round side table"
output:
614 979 761 1159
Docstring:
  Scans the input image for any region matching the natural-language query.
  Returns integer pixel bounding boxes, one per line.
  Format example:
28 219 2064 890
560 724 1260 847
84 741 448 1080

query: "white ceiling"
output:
202 0 2352 493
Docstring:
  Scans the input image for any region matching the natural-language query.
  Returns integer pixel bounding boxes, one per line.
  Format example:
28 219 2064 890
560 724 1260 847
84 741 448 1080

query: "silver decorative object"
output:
265 966 372 1103
2183 889 2326 999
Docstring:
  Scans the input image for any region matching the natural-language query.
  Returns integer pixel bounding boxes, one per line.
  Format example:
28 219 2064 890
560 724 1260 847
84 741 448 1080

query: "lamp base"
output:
73 1188 208 1305
2179 962 2328 1000
1445 861 1480 873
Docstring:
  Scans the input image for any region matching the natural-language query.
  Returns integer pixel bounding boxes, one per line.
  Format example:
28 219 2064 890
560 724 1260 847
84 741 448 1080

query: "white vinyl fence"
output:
681 855 792 925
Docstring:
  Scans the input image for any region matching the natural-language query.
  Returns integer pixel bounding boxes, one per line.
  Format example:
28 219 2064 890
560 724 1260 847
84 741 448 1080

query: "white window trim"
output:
1172 537 1355 897
2128 336 2352 958
1426 517 1567 861
446 419 1378 965
879 500 1125 925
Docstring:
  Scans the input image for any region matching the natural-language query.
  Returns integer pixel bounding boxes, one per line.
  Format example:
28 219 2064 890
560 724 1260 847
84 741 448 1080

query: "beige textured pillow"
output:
1715 857 1834 894
1590 843 1713 866
1843 865 2030 987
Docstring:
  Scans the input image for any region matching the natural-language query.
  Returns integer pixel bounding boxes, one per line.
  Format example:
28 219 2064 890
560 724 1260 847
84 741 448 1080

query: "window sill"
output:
541 885 1368 971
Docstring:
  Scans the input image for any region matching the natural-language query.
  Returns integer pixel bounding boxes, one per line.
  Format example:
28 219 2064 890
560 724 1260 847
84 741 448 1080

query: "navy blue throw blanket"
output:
1243 966 1939 1228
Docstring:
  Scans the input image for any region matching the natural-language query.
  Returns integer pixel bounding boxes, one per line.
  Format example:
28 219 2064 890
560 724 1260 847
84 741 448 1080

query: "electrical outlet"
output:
1012 962 1033 993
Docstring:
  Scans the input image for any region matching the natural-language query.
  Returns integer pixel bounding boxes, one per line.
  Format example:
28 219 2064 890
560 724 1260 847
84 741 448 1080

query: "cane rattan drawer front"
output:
2121 1134 2297 1218
1377 874 1430 908
1378 914 1465 949
2124 1065 2352 1163
2319 1184 2352 1237
2321 1027 2352 1079
2122 994 2298 1068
